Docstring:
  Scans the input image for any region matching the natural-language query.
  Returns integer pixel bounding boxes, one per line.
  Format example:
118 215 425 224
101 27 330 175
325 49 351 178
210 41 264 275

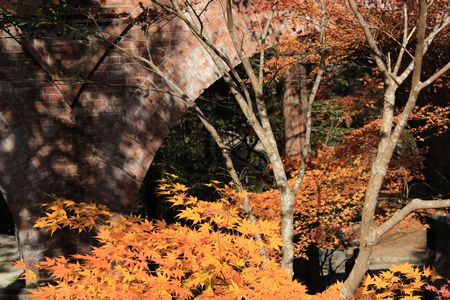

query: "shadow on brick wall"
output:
0 1 194 263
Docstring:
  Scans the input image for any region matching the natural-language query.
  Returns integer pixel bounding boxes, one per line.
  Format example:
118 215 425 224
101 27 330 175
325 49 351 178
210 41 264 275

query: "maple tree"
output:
250 1 450 296
238 103 425 259
339 0 450 297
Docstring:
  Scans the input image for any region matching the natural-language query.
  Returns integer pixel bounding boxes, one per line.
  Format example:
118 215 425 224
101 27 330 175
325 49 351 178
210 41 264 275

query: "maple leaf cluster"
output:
27 181 309 299
410 104 450 142
426 279 450 300
264 0 364 82
33 199 114 235
357 264 444 300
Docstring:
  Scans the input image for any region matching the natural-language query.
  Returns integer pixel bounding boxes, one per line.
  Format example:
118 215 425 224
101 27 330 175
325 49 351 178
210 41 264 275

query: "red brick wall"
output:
0 0 291 262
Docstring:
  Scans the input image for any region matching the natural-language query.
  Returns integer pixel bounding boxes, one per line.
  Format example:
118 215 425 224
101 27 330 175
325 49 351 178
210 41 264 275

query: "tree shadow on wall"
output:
0 0 193 261
0 0 282 266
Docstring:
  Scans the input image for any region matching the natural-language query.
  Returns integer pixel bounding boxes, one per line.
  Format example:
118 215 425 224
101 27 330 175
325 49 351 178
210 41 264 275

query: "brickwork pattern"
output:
0 0 290 263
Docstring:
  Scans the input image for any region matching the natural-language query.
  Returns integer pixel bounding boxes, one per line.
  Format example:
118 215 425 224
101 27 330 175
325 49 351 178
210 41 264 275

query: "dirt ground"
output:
371 218 428 270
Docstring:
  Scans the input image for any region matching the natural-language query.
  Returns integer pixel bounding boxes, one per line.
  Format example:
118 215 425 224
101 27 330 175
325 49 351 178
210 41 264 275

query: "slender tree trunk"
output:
339 0 439 296
339 168 385 298
280 65 309 274
280 190 295 275
340 246 373 298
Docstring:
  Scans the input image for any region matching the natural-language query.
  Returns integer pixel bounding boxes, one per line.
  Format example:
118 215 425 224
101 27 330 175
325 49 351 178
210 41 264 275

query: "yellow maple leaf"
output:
21 269 37 281
14 259 26 270
402 296 422 300
390 263 414 274
422 266 433 278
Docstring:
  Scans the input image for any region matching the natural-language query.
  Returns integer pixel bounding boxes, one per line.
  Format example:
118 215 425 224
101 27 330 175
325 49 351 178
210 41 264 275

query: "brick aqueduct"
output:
0 1 294 263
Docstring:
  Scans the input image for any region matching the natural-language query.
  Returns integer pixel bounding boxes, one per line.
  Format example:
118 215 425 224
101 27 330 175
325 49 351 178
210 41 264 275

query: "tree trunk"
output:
339 79 400 297
283 64 308 158
340 246 373 299
280 190 295 275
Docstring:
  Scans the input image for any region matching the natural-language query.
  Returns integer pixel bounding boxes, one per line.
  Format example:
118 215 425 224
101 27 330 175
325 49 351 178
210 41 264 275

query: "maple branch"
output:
51 78 193 98
418 61 450 90
197 0 216 17
215 0 290 192
93 31 182 94
390 0 427 135
258 1 277 87
394 3 417 76
185 0 206 35
153 0 254 108
2 27 76 108
220 0 278 155
374 27 415 63
396 4 449 84
347 0 389 77
220 0 261 97
375 198 450 240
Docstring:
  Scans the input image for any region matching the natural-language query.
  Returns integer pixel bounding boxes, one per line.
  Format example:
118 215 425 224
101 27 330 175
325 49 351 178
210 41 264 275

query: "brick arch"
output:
93 2 289 209
0 0 297 263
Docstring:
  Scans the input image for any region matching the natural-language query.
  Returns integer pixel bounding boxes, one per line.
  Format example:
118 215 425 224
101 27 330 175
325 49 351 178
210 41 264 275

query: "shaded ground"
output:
0 234 28 299
321 222 428 275
0 235 21 287
371 222 427 270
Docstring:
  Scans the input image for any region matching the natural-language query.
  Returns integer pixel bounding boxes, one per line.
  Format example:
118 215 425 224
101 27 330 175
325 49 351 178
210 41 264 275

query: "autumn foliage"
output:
15 176 445 299
25 179 308 299
6 0 449 298
243 92 428 257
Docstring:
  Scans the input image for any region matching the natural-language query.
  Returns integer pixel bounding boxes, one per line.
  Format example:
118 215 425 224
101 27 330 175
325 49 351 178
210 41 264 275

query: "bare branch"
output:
419 61 450 90
347 0 389 77
376 198 450 240
375 0 428 171
397 4 449 84
159 0 255 108
374 26 415 64
185 0 205 35
258 1 277 86
219 0 267 119
219 0 282 168
220 0 261 97
197 0 215 17
394 3 414 75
